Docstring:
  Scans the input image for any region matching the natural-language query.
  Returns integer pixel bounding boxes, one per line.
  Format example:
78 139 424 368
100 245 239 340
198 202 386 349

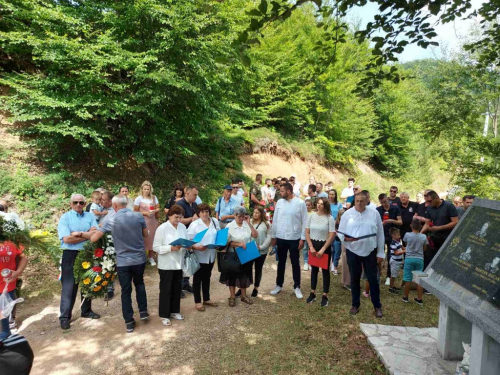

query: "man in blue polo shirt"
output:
215 185 237 229
57 193 100 330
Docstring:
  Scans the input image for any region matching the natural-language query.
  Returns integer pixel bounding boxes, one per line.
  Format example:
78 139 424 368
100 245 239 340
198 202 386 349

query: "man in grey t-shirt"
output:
91 195 150 333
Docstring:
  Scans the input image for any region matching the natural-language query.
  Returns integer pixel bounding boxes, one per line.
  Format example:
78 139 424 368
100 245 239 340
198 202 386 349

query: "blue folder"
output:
169 228 209 247
205 228 229 249
235 241 260 265
169 238 196 247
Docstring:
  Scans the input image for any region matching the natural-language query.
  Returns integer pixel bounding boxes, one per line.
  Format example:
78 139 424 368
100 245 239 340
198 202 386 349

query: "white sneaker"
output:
149 258 156 266
294 288 303 299
385 277 390 286
303 263 308 271
170 313 184 320
330 263 334 272
270 286 282 295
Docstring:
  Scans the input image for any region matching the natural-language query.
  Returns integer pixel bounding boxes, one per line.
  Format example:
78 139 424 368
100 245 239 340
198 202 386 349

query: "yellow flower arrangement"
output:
94 275 102 283
83 278 91 285
82 261 91 269
102 281 108 286
93 286 102 292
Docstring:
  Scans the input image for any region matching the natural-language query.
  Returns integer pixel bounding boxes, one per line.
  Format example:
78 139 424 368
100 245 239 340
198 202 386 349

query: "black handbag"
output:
217 246 241 273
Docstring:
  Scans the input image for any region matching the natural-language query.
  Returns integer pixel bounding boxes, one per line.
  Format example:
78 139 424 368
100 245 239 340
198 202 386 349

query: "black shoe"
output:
414 298 423 306
235 289 242 298
104 292 114 301
183 285 194 293
140 311 150 320
126 320 136 333
306 293 316 304
321 295 329 307
81 311 101 319
181 291 186 299
349 306 359 315
389 287 401 295
251 289 258 297
402 297 409 303
60 320 70 330
423 290 432 295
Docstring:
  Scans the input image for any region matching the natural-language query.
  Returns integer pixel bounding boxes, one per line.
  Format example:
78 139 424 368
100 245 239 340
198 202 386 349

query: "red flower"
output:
270 206 275 211
93 266 102 273
260 200 266 206
94 248 104 258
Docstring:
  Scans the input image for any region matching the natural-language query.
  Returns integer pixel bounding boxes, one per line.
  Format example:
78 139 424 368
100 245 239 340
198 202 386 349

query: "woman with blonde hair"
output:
134 181 160 266
248 206 271 297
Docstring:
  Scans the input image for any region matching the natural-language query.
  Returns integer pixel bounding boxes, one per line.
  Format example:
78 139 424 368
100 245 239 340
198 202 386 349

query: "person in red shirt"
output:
0 241 28 337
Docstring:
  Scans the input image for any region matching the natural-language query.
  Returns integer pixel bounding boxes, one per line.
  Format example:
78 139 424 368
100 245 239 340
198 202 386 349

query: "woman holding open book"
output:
187 203 221 312
153 204 188 327
220 206 258 307
305 197 336 308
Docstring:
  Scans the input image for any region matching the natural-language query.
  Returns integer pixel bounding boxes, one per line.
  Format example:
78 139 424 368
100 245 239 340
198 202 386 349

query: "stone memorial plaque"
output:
432 204 500 307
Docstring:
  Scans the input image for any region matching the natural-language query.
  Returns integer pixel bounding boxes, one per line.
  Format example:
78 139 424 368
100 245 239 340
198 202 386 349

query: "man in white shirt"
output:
340 178 355 207
270 183 308 299
338 192 385 318
302 176 315 197
230 182 245 207
261 178 273 204
289 175 301 197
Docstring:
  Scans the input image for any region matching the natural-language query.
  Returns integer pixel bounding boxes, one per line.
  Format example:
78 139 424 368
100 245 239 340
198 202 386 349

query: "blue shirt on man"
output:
99 208 147 267
58 210 98 250
215 197 237 223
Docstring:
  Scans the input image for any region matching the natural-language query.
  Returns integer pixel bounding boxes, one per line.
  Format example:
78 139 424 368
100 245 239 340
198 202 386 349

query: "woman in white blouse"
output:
134 180 160 266
220 206 258 307
249 206 271 297
153 205 188 326
305 198 336 307
187 203 220 312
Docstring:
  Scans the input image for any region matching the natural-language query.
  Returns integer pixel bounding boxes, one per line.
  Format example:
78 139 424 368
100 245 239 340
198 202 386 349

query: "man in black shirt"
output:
422 190 458 269
388 186 401 206
376 194 402 284
377 194 403 285
175 185 199 294
398 192 419 243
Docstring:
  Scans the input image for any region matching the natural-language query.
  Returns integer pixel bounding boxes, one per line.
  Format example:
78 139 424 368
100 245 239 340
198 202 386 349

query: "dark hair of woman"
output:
317 197 331 215
197 203 211 216
168 204 185 217
328 188 339 204
252 206 269 229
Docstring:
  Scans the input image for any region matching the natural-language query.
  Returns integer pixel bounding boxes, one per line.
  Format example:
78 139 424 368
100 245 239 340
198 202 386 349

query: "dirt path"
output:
18 258 314 375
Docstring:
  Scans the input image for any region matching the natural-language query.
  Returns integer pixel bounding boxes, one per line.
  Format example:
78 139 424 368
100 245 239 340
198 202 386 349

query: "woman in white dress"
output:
220 206 258 307
153 205 188 326
187 203 220 312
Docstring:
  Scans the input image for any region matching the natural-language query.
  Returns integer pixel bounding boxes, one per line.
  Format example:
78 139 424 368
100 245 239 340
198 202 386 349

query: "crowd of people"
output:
0 176 476 341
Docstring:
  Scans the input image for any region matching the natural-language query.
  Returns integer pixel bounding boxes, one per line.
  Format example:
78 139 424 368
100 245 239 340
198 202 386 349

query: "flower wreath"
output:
74 233 117 299
260 200 275 223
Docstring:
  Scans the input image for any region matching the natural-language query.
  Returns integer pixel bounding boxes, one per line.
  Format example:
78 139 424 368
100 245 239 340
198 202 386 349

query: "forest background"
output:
0 0 499 236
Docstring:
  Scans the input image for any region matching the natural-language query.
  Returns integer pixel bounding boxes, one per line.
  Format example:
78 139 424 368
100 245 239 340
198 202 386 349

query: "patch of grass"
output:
209 274 439 374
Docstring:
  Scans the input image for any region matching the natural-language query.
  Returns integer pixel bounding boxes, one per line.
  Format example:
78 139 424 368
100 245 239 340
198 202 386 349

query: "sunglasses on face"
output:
390 190 397 193
72 201 85 205
353 188 359 191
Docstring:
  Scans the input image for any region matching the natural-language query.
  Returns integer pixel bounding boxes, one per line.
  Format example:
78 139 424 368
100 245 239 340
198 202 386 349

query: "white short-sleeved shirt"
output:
227 220 252 251
187 218 220 263
231 193 244 206
306 213 335 242
134 196 159 206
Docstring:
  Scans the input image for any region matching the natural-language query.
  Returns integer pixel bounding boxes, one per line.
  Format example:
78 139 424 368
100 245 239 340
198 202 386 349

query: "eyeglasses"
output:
72 201 85 205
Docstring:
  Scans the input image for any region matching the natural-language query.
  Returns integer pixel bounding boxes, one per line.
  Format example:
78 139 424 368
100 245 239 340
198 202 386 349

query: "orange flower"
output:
105 272 111 278
93 286 102 292
102 281 108 286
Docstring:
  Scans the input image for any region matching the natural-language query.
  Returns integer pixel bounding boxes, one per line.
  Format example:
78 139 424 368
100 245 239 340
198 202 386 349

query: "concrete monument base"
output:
360 323 457 375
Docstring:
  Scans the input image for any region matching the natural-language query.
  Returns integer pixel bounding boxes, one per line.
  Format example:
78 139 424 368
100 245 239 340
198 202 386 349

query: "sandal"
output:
161 318 172 326
241 296 254 305
203 301 218 307
228 297 236 307
170 313 184 320
196 305 205 312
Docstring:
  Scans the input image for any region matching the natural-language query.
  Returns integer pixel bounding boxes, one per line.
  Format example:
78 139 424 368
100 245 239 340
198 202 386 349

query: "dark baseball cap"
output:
224 185 233 190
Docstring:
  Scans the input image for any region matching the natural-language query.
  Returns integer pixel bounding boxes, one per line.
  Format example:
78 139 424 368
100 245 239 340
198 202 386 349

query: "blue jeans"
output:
302 241 309 264
0 291 16 340
332 240 342 268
